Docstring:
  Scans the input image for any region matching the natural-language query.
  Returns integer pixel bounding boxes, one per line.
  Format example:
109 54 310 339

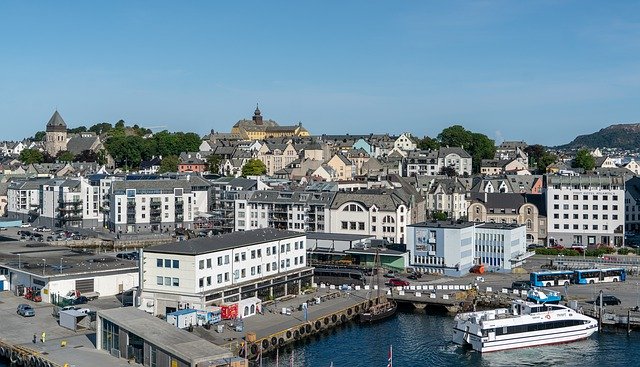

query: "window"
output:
583 195 588 200
341 221 348 229
234 253 240 262
157 259 163 267
281 244 285 253
241 252 246 261
272 245 277 254
216 257 221 266
157 276 163 285
267 263 271 272
224 273 229 281
251 250 256 259
553 195 559 200
172 260 179 269
241 269 246 278
207 276 212 286
251 267 256 276
225 255 229 264
359 222 365 230
613 205 618 210
286 243 291 252
172 278 179 287
593 205 598 210
164 277 171 286
593 195 598 201
613 195 618 201
217 274 222 283
199 260 205 269
266 247 271 256
593 225 598 230
272 261 277 271
257 249 261 257
199 278 204 287
350 222 356 230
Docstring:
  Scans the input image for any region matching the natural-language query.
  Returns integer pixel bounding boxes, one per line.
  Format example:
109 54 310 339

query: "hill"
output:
560 123 640 149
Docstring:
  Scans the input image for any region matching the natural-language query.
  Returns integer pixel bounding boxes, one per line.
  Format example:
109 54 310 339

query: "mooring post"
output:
628 309 631 335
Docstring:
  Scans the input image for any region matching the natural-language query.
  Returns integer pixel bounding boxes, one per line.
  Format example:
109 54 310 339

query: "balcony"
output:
126 215 136 224
176 214 184 222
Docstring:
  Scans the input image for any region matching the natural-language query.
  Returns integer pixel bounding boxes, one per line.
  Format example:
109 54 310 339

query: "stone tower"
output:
45 110 68 156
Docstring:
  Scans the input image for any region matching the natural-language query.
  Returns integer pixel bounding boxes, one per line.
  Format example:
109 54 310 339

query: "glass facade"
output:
102 318 120 352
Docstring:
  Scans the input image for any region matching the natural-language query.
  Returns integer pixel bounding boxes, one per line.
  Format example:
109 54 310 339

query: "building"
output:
45 111 68 156
467 192 547 245
96 307 235 367
406 221 527 276
178 152 208 173
231 106 310 140
256 142 299 176
494 141 528 165
235 190 336 232
625 176 640 233
108 179 197 233
545 175 625 247
327 184 425 244
412 176 469 220
6 179 44 224
139 229 312 316
404 147 472 177
0 244 138 304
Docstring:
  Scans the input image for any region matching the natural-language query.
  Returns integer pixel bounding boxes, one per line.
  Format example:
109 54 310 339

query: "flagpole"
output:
276 348 279 367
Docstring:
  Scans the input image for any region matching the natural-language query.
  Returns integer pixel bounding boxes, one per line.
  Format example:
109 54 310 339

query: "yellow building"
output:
230 106 310 140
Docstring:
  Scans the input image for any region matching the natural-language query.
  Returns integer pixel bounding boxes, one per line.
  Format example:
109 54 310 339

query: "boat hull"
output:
453 323 598 352
359 301 398 323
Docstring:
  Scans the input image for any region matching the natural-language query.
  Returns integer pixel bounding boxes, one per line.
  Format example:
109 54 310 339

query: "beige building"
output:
231 106 310 140
326 153 355 180
467 192 547 245
256 142 298 176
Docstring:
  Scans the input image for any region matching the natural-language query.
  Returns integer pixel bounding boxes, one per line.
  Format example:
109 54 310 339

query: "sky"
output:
1 1 639 146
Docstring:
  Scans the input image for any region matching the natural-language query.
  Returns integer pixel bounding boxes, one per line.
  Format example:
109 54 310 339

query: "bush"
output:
560 249 580 256
535 248 559 255
617 247 631 255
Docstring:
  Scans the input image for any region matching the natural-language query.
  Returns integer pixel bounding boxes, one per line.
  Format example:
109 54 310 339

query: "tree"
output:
32 131 46 142
437 125 473 149
67 126 87 134
537 151 557 173
469 133 496 174
432 211 448 221
242 159 267 177
88 122 113 136
572 148 595 171
57 150 74 162
74 150 98 162
439 166 457 177
207 154 222 174
524 144 545 167
158 155 179 173
19 149 44 164
417 136 440 151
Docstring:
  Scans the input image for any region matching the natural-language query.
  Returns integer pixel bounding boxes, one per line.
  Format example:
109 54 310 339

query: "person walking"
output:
41 331 46 343
33 334 37 344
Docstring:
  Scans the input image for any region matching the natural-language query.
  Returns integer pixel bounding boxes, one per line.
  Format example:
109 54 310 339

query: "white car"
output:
76 308 91 314
20 223 31 228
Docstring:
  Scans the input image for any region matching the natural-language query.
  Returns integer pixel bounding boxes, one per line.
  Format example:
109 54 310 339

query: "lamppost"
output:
60 257 63 274
17 254 21 269
42 259 46 276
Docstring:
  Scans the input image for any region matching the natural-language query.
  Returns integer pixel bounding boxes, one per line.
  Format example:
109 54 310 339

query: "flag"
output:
387 345 393 367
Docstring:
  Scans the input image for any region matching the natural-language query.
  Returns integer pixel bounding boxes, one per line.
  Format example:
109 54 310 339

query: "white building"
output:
406 221 527 276
139 229 312 316
546 175 625 247
108 179 197 233
404 147 472 177
6 180 44 224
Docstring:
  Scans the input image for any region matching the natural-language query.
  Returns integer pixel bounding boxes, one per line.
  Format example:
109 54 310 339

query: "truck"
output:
64 290 100 301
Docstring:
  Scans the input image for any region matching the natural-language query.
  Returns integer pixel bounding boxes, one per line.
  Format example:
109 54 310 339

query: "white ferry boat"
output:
452 299 597 352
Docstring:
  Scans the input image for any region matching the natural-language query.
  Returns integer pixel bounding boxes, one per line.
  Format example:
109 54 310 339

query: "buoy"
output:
262 339 269 349
278 337 285 346
340 314 347 323
315 320 321 330
347 308 353 316
331 314 337 323
271 337 278 346
286 330 292 339
305 324 311 333
250 344 258 355
323 317 329 325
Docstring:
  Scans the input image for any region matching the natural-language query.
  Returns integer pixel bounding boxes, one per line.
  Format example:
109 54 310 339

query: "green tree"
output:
469 133 496 173
57 150 74 162
242 159 267 177
67 126 87 134
88 122 113 136
74 150 98 162
207 154 222 174
432 211 448 220
439 166 457 177
572 148 595 171
32 131 46 141
158 155 179 173
19 149 44 164
537 151 557 173
524 144 545 166
437 125 473 149
417 136 440 150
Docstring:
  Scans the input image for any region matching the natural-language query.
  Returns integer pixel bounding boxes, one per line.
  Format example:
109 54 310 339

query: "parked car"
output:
17 304 35 317
511 281 532 291
61 305 78 312
408 274 418 280
387 278 410 287
72 296 89 305
20 223 31 228
383 271 396 278
596 295 621 306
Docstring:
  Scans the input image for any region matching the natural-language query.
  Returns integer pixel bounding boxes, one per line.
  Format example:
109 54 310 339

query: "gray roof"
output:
112 179 193 192
98 308 231 364
249 190 335 205
66 135 100 155
409 220 476 229
438 147 472 158
145 228 305 255
46 111 67 128
306 232 374 242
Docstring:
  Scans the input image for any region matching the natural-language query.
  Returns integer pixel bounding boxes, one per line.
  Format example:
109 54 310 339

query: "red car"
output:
388 278 409 287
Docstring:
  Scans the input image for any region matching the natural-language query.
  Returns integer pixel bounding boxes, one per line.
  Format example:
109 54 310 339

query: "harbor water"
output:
258 309 640 367
2 310 638 367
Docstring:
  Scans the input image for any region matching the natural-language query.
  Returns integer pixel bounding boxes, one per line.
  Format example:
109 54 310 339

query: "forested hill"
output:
560 123 640 149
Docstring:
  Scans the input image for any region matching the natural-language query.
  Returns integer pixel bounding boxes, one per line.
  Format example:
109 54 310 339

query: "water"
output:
2 311 638 367
257 310 640 367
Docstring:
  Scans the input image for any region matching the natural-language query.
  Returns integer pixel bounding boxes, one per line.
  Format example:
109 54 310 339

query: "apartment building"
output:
546 175 624 247
6 179 46 224
39 178 101 228
404 147 472 177
406 221 527 276
235 190 336 233
139 229 311 316
256 142 298 176
108 179 196 233
412 176 469 220
624 176 640 233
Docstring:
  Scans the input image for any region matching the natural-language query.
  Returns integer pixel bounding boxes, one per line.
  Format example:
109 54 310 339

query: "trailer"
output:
166 309 198 329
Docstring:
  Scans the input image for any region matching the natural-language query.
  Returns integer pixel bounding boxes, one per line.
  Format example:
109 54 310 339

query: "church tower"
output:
45 110 68 156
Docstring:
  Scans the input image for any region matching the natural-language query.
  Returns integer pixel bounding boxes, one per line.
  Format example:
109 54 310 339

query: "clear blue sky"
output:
1 1 639 146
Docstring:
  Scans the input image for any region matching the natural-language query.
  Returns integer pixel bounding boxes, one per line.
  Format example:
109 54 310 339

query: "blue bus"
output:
574 268 626 284
530 271 574 287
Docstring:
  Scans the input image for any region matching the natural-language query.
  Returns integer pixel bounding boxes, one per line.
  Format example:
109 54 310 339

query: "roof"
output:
98 307 231 364
66 135 101 155
46 111 67 131
111 179 193 192
145 228 305 255
409 221 476 229
305 232 374 242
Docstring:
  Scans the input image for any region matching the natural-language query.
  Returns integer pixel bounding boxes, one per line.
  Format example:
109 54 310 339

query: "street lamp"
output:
17 254 21 269
42 259 46 276
60 257 63 274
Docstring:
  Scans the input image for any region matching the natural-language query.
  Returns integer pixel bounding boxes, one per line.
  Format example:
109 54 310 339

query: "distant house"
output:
178 152 208 173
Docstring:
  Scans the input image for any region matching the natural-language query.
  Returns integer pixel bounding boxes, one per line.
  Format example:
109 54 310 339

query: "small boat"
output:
526 288 561 304
359 299 398 323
